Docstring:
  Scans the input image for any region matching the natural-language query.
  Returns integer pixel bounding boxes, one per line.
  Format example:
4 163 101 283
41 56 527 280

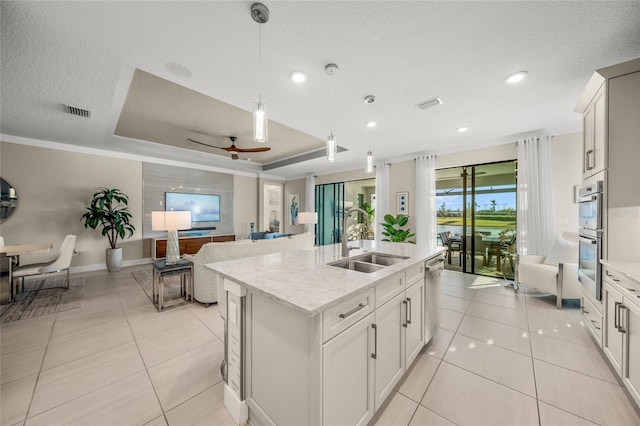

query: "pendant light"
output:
251 3 269 143
365 95 375 173
325 63 338 162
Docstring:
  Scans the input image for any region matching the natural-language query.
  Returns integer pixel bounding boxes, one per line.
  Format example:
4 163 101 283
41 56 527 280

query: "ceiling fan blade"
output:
187 138 227 151
231 153 239 160
235 147 271 153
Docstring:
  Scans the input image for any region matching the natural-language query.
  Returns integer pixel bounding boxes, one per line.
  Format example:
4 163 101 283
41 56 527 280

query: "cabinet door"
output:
592 86 606 175
582 103 595 179
405 281 425 367
623 299 640 408
323 314 375 426
603 282 624 376
373 292 404 411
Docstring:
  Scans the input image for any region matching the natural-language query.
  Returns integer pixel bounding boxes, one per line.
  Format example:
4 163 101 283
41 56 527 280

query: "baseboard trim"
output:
70 258 153 274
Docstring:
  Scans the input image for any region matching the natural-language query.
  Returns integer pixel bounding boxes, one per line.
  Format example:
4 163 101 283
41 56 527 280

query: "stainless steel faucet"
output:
342 207 371 257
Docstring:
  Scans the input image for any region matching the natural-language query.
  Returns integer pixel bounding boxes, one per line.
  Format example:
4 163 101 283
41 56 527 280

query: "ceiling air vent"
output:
64 104 91 118
416 97 442 110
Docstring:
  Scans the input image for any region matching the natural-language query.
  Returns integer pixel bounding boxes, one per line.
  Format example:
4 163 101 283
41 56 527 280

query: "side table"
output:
152 260 193 311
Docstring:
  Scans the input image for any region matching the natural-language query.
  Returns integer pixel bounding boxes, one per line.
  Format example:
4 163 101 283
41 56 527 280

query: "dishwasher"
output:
424 254 445 343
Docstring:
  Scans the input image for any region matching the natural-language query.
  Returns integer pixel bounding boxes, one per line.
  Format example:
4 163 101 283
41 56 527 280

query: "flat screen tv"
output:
165 192 220 222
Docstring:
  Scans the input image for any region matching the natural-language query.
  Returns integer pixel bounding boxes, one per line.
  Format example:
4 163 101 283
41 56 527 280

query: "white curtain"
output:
375 163 390 241
517 135 555 255
415 155 437 246
305 174 315 212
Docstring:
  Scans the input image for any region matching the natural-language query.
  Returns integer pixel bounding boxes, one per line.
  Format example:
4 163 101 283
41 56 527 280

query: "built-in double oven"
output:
578 181 603 300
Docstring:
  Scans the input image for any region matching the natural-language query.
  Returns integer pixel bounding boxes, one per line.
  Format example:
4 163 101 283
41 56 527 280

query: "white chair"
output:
11 234 76 298
516 232 580 309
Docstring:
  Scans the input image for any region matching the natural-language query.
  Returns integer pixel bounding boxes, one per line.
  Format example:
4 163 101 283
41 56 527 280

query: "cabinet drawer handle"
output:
371 324 378 359
615 301 621 330
339 303 366 319
590 319 601 330
619 305 627 334
628 288 636 292
586 149 595 170
402 300 408 328
582 307 589 314
406 297 412 325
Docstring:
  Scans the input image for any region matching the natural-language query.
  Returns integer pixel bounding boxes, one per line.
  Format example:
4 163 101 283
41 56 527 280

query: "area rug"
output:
131 269 187 308
0 276 84 323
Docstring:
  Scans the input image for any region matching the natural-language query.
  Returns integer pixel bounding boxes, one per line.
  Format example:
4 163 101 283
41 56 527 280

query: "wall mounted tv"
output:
165 192 220 222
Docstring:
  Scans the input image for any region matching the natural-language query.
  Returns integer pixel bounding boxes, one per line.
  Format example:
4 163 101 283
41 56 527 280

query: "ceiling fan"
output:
187 136 271 160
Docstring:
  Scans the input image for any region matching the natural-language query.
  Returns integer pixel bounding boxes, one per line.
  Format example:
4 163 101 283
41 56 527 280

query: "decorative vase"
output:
106 247 122 272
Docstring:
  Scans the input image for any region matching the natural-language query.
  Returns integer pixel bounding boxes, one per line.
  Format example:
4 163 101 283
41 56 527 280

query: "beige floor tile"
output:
42 321 135 371
538 402 598 425
0 315 55 355
409 405 456 426
422 362 539 425
144 415 169 426
444 334 536 397
473 290 527 311
466 300 528 330
136 319 216 367
29 341 145 416
457 314 531 356
440 309 464 332
534 359 640 425
165 382 236 426
1 344 46 385
443 294 471 313
423 328 454 359
25 371 162 426
0 374 37 425
527 310 594 347
128 307 198 340
443 285 477 301
371 391 418 426
530 333 618 384
148 340 224 411
396 354 440 402
187 303 225 339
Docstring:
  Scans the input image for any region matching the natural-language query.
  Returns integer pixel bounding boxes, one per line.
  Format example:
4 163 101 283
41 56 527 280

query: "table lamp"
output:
152 211 192 264
297 211 318 233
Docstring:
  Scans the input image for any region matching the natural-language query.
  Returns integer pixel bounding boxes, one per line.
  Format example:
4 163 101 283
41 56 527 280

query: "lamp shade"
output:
152 211 192 231
298 211 317 225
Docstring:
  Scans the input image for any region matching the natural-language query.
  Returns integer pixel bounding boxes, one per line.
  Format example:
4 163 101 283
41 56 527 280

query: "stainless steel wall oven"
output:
578 181 603 300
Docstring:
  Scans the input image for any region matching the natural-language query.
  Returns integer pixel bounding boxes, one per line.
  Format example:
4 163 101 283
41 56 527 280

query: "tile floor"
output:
1 267 639 425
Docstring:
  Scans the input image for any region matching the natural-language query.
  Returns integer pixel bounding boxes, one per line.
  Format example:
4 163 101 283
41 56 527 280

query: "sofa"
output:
183 232 315 306
516 231 580 309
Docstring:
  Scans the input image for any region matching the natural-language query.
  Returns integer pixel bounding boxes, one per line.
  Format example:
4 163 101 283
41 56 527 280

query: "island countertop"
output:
205 240 445 316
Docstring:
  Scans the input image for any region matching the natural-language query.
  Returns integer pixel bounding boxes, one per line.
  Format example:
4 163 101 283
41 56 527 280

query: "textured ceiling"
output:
1 1 640 179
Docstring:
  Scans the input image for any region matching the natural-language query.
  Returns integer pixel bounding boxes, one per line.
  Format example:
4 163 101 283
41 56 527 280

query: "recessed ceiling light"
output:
457 126 469 133
505 71 528 84
366 120 377 128
291 72 307 83
165 62 192 79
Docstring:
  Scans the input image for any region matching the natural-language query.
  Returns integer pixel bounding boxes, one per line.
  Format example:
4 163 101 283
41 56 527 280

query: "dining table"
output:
1 243 54 302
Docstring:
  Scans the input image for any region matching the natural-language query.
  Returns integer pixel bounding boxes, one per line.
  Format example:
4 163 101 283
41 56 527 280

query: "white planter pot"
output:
106 247 122 272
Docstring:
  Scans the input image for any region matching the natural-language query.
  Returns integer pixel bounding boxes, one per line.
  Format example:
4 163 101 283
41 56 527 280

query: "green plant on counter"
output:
81 187 135 249
381 214 415 244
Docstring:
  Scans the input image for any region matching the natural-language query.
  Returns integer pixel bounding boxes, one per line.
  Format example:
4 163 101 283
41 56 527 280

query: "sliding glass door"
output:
436 161 517 278
315 179 376 246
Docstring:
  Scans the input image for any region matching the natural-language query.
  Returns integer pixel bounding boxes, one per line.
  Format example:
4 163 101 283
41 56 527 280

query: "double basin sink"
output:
327 252 410 273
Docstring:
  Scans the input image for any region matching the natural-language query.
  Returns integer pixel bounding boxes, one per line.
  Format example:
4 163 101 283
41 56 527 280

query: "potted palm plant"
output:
81 187 135 272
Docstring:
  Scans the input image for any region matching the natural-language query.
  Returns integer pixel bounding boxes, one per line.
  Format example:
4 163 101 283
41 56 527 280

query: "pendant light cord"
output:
258 24 262 103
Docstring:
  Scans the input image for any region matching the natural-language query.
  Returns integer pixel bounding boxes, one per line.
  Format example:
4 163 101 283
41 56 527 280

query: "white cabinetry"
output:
602 266 640 408
323 313 375 426
581 83 606 180
603 281 624 375
373 291 404 409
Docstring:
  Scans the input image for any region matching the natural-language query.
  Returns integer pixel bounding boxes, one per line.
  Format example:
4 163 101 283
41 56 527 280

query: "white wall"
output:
550 133 582 235
234 175 259 239
284 178 306 234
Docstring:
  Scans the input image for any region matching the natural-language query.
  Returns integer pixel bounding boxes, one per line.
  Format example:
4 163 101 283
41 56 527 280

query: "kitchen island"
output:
206 240 445 425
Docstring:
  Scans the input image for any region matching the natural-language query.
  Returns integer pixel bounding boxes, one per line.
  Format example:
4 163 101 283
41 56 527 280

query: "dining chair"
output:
11 234 76 298
439 232 461 265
